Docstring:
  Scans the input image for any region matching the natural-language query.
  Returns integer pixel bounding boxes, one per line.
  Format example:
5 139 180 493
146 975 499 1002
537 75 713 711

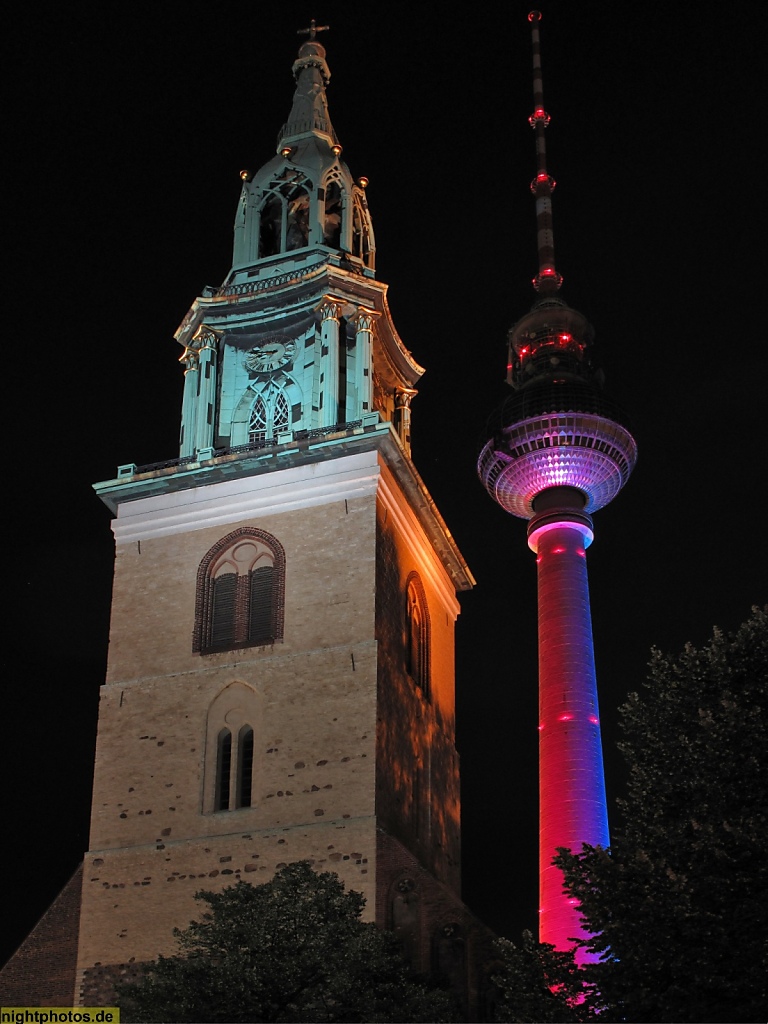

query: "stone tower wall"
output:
78 482 382 983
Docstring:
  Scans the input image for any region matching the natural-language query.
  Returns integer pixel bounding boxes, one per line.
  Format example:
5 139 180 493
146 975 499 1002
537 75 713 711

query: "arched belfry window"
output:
194 528 286 655
405 573 430 699
258 172 312 257
204 683 260 814
323 180 342 248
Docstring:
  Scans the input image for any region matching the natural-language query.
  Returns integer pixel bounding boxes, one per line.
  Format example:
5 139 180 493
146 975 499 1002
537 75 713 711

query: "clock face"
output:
246 336 297 373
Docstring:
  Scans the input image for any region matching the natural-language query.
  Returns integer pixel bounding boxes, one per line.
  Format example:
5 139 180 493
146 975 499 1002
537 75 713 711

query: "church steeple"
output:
279 22 337 151
171 28 421 466
232 26 374 274
3 24 485 1013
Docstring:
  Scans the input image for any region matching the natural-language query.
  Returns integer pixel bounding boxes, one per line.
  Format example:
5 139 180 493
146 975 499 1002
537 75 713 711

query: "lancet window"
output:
204 683 260 814
193 528 285 655
323 180 342 248
214 724 255 811
405 573 430 699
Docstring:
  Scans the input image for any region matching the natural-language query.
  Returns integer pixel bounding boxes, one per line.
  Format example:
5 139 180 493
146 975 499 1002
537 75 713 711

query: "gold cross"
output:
297 19 329 41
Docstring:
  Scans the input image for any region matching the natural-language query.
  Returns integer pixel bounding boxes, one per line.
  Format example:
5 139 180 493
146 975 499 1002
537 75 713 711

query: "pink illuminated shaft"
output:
536 523 609 960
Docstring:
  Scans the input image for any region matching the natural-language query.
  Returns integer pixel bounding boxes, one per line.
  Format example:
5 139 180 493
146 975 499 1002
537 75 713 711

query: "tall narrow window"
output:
237 726 254 809
406 573 431 699
210 572 237 649
194 529 286 655
212 725 255 812
215 729 232 811
323 181 342 248
204 683 260 815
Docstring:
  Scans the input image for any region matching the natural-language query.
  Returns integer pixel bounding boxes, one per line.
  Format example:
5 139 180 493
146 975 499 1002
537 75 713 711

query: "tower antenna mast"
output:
528 10 562 294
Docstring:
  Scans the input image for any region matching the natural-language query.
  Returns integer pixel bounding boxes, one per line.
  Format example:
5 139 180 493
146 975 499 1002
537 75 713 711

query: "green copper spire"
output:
278 28 338 152
233 27 373 273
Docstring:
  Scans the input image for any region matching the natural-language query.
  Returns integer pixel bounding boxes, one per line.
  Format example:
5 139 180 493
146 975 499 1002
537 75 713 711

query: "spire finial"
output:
297 19 329 42
528 11 562 295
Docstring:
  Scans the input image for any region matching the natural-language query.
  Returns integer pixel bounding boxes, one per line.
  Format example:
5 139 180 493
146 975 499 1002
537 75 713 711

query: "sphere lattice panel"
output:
478 410 637 518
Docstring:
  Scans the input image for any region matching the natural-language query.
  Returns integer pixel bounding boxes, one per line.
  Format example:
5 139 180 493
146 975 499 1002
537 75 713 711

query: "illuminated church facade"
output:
0 25 491 1012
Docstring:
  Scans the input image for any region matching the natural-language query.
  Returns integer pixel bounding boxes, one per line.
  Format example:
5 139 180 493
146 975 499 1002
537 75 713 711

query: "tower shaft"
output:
530 516 608 957
479 12 636 959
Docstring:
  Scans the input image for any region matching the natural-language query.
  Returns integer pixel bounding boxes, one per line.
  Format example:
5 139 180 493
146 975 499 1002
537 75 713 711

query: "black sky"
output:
4 0 767 969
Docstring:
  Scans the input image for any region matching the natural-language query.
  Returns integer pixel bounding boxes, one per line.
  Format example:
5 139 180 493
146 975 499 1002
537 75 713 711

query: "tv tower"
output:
477 12 637 957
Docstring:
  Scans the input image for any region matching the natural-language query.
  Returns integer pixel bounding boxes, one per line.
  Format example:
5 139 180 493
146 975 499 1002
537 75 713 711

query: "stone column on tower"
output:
194 327 220 453
178 344 199 458
319 298 343 427
350 308 376 422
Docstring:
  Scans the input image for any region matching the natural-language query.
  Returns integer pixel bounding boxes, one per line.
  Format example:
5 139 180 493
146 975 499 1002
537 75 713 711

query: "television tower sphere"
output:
478 295 637 521
477 11 637 962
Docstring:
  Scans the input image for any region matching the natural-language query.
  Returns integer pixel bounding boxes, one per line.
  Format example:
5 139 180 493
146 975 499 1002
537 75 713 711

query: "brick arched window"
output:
405 572 430 699
194 528 285 654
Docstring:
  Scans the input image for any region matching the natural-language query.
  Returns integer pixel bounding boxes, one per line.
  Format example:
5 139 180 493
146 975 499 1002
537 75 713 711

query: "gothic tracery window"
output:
194 528 286 655
248 381 290 446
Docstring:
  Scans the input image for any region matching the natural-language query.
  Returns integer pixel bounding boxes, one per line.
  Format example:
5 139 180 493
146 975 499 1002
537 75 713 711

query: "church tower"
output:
70 24 480 1005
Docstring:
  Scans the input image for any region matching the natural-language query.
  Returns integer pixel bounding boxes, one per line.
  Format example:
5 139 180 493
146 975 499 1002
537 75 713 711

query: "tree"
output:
116 861 458 1023
490 930 599 1023
556 607 768 1023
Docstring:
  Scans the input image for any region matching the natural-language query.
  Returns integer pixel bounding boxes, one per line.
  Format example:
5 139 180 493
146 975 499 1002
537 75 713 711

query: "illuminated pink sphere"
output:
478 379 637 518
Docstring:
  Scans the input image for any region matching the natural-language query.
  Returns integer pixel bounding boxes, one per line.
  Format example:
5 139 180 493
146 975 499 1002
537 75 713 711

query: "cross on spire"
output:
297 19 329 41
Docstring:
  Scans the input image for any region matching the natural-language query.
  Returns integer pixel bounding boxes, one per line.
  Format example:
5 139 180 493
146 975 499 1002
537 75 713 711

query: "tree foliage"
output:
490 930 599 1023
117 861 458 1023
556 607 768 1022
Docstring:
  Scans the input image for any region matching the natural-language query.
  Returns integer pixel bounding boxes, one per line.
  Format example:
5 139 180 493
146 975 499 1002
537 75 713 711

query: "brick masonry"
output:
4 447 494 1016
0 864 82 1005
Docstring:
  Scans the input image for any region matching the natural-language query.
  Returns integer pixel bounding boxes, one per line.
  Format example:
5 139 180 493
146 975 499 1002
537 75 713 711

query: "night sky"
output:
4 1 767 969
